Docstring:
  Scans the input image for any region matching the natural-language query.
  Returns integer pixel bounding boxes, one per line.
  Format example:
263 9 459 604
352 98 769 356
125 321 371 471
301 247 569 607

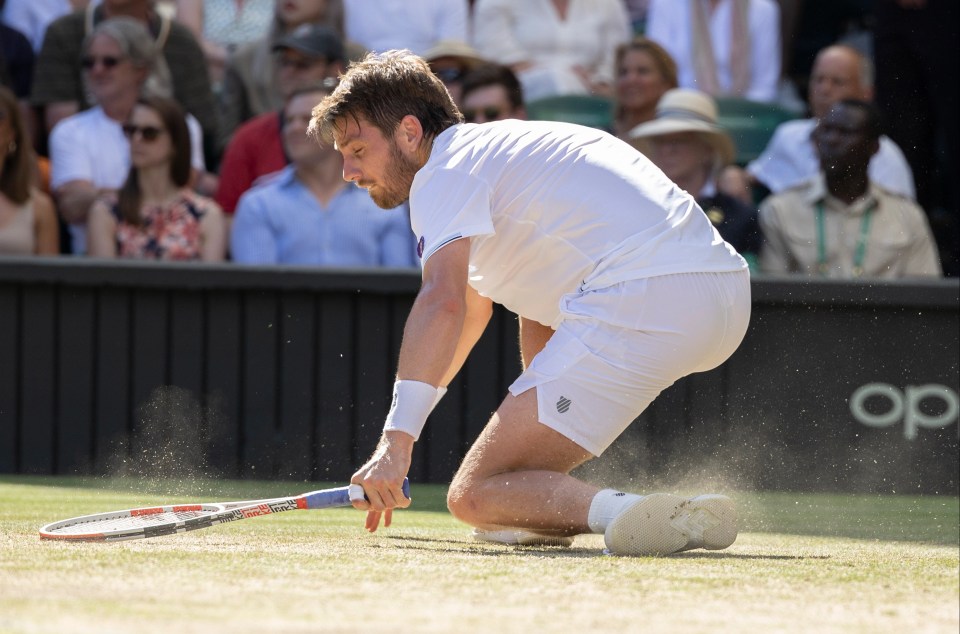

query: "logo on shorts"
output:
417 236 425 259
556 396 572 414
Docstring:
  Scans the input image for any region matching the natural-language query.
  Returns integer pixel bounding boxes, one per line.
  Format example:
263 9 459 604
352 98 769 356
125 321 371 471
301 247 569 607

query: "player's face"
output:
335 116 420 209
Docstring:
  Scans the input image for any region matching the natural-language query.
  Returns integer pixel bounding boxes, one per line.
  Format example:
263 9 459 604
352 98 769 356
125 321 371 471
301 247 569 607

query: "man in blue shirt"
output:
230 83 418 267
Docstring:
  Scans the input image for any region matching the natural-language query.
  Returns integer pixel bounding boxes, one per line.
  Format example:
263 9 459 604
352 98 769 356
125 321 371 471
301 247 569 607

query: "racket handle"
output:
347 478 411 503
302 478 410 509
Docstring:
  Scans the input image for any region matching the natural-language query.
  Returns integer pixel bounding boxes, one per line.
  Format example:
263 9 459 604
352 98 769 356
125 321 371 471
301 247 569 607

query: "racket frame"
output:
39 480 409 542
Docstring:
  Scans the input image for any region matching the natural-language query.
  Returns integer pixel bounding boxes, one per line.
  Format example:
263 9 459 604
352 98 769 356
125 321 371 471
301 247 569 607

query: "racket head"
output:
39 502 227 542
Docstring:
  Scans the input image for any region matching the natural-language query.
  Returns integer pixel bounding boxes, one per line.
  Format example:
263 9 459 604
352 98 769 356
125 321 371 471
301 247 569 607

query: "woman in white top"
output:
472 0 632 102
0 86 59 255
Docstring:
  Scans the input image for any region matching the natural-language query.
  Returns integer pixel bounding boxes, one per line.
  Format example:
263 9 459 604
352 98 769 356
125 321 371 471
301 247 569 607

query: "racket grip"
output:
347 478 411 503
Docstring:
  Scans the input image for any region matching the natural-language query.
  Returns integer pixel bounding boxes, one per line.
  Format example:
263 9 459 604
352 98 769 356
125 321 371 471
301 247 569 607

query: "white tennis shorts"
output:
509 270 751 456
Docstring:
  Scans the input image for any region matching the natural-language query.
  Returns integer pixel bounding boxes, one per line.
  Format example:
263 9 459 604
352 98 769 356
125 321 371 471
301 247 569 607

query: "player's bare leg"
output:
447 389 738 555
447 389 597 537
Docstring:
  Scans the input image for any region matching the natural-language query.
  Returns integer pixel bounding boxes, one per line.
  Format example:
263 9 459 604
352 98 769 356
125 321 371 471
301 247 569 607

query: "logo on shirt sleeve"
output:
417 236 425 259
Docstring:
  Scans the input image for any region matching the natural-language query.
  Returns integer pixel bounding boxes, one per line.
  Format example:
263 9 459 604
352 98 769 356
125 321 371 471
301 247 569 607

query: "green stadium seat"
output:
714 97 798 165
525 94 614 131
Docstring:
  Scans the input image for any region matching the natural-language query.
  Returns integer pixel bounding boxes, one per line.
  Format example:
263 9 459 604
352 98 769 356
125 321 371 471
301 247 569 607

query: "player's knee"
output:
446 477 486 526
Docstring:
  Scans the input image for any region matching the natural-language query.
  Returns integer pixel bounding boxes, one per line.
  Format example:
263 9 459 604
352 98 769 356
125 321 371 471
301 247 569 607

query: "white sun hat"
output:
628 88 736 166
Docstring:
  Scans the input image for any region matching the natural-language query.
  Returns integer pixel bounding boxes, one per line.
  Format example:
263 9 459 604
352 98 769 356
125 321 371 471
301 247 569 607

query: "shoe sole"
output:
472 528 574 548
604 493 737 556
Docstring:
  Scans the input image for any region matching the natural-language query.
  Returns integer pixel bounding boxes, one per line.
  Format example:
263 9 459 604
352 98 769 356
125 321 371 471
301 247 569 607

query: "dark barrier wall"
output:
1 258 957 493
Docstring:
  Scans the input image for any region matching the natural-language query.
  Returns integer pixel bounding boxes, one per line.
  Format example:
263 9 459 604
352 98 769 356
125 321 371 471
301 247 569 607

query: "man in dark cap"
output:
216 25 346 218
218 23 346 149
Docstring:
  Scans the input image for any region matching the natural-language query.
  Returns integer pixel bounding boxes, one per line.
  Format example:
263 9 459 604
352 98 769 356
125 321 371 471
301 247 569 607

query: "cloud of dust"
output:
106 386 226 494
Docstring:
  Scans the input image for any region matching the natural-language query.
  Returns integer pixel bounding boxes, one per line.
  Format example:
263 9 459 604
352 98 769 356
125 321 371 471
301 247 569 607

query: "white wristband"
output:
384 380 440 441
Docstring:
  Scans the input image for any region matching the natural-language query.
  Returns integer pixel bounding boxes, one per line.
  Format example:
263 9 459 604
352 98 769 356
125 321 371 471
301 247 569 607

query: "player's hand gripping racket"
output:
39 479 410 542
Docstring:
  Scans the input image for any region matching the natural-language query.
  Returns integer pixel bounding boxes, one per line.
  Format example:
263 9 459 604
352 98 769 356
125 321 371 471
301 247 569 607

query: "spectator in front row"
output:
645 0 781 103
612 37 677 141
49 17 208 254
0 85 59 255
215 24 346 216
231 84 416 266
460 64 526 124
87 96 226 261
759 100 940 279
629 88 760 261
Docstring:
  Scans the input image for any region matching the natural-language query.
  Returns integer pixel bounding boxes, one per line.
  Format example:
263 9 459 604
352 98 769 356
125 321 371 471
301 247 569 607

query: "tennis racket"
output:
39 479 410 542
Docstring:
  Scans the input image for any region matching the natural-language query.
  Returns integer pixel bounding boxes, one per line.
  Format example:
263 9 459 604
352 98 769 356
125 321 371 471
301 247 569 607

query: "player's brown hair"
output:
308 49 463 147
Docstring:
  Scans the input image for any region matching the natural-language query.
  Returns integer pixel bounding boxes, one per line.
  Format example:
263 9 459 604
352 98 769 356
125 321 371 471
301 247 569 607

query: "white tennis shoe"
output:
604 493 737 556
471 528 574 547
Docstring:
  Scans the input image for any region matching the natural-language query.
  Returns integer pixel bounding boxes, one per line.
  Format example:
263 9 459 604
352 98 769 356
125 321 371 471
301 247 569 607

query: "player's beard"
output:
369 138 420 209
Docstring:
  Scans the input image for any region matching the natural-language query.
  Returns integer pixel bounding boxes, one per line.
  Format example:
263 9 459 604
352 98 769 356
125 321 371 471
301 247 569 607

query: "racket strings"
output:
47 509 216 535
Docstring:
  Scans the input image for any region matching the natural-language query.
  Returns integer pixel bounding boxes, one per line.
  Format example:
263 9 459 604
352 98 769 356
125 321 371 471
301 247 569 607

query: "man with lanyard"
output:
759 99 941 279
311 50 751 556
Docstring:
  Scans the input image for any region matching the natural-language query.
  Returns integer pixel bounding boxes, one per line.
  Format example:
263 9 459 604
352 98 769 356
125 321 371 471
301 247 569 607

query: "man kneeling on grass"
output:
309 50 750 556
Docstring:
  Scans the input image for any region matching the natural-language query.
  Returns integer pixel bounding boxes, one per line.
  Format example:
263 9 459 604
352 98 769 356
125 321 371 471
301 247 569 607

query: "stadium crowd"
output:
1 0 955 278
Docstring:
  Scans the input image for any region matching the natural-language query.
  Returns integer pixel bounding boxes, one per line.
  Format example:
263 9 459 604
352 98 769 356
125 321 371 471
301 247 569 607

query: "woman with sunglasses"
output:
0 86 59 255
86 96 226 261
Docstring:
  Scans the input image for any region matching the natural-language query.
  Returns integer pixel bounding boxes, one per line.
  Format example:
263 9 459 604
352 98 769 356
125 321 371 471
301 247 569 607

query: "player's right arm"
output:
439 283 493 387
352 237 484 529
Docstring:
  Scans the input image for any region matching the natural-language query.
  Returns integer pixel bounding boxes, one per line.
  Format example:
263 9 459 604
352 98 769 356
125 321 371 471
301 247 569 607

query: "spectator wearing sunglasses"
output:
460 64 527 124
48 17 208 254
29 0 218 161
422 40 486 107
87 96 226 261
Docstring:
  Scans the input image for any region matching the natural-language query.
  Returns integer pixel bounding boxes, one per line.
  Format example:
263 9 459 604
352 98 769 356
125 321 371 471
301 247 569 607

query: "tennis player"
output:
309 50 751 556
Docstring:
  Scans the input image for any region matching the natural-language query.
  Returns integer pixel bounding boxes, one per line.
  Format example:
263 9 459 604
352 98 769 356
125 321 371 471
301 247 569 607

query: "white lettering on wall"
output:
849 383 959 440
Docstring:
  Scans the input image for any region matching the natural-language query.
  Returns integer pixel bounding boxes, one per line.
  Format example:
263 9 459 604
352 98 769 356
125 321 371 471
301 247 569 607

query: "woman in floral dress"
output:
87 96 226 261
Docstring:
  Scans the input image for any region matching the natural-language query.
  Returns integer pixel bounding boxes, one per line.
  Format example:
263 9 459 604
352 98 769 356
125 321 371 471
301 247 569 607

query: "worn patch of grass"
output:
0 476 957 634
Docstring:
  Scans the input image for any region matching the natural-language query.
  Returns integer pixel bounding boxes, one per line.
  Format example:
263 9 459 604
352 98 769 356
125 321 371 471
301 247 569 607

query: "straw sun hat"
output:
627 88 735 166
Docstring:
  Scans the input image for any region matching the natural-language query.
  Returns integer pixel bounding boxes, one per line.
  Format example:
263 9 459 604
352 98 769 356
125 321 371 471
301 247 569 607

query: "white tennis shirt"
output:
410 120 747 327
